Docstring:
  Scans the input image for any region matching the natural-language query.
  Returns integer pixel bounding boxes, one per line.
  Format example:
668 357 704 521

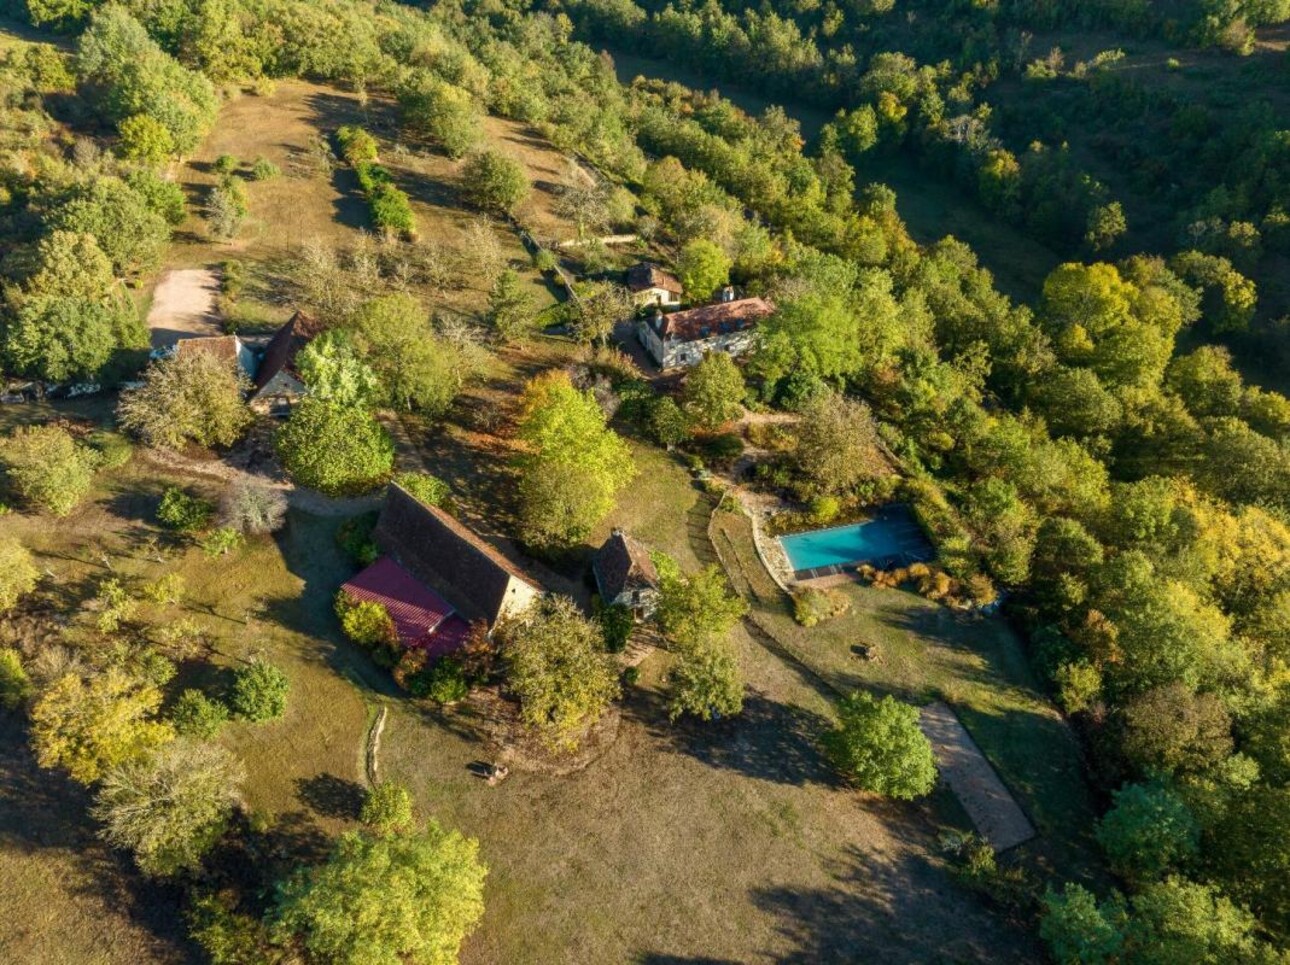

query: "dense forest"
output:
0 0 1288 959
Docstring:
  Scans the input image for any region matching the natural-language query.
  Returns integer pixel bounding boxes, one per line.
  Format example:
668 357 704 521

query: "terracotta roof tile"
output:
651 297 773 343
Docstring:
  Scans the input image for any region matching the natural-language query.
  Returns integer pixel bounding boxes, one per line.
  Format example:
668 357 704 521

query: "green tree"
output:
229 660 289 722
352 294 472 417
275 398 394 496
680 352 745 431
570 281 632 346
647 396 691 447
514 371 635 549
1 424 98 517
1119 682 1233 776
273 822 486 965
654 558 746 721
1040 884 1123 965
46 176 170 278
400 77 482 158
4 297 131 383
171 689 229 739
117 113 175 164
667 636 743 722
487 269 534 343
0 540 37 614
498 596 620 751
334 592 396 648
793 391 886 497
655 559 747 646
30 669 174 784
206 177 248 241
1123 878 1273 963
125 168 187 225
1095 782 1199 882
118 351 252 450
822 691 937 799
92 740 244 876
76 7 217 155
675 239 731 301
361 780 414 835
1085 201 1127 252
460 149 530 214
296 330 380 407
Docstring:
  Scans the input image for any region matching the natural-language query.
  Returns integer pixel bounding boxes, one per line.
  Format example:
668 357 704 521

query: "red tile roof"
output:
424 614 472 661
341 556 455 648
651 297 773 343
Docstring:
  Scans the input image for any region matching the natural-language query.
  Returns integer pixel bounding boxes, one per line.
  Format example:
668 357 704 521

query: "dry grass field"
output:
155 80 573 333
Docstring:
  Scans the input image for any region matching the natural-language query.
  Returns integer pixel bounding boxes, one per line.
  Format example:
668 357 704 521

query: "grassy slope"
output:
711 508 1103 887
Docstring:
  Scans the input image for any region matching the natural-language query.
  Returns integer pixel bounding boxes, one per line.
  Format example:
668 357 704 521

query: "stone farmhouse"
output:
340 484 544 659
637 293 774 370
173 334 259 381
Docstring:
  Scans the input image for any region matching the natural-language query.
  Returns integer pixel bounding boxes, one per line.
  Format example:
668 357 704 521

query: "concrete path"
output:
147 268 222 349
919 701 1035 852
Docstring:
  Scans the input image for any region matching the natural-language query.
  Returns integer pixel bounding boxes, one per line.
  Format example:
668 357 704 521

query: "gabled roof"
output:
373 484 541 625
593 529 659 601
252 310 324 396
650 297 773 343
626 262 683 295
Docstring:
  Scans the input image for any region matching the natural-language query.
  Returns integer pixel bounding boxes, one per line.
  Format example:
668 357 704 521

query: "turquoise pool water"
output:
778 506 932 574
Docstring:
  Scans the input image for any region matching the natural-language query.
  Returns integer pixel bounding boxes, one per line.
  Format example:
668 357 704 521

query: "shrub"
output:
361 780 414 835
2 424 97 516
142 572 185 605
199 527 245 558
171 689 229 738
0 539 39 613
336 125 379 166
460 149 530 213
249 157 280 181
219 480 287 535
88 430 133 470
369 183 416 236
792 587 851 627
334 592 396 648
810 495 841 523
0 648 34 710
213 154 239 174
421 658 469 705
336 512 379 565
230 660 289 722
622 665 640 687
157 487 214 532
392 471 451 508
598 602 635 654
822 691 937 799
533 249 558 273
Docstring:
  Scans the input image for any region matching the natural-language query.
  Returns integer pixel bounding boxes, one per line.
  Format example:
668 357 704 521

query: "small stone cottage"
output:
249 310 325 415
592 529 660 618
625 262 683 309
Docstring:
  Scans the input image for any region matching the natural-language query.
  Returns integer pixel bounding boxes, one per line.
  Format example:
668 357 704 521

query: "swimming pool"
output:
778 506 933 577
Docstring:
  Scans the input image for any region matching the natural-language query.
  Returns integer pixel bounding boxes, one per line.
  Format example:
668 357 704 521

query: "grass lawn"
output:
711 507 1104 888
0 409 1040 962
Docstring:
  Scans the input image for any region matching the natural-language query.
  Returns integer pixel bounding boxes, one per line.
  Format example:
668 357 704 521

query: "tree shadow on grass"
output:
294 773 366 821
0 714 195 960
627 685 838 789
749 843 1037 964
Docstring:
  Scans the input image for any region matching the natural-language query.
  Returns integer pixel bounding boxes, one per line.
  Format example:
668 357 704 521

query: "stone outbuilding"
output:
249 310 325 415
592 529 660 618
625 262 684 309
